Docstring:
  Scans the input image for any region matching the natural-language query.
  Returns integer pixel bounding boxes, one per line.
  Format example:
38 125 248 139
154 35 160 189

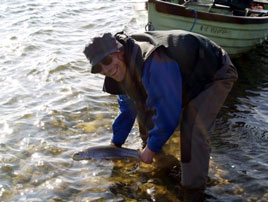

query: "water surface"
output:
0 0 267 201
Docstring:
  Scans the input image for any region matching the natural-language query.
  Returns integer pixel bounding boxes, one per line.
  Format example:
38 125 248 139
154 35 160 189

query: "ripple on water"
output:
0 0 267 201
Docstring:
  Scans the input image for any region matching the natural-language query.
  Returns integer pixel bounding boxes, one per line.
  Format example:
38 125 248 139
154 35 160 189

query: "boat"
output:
146 0 268 57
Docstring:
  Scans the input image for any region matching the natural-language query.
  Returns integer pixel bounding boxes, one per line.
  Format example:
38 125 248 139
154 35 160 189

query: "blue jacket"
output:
112 52 182 152
105 30 223 152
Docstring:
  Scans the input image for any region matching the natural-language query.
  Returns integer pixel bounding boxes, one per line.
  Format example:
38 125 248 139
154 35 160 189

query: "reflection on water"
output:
208 42 268 201
0 0 267 201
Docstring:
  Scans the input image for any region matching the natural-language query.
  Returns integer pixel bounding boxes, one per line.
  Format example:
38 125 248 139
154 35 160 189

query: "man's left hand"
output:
140 146 155 164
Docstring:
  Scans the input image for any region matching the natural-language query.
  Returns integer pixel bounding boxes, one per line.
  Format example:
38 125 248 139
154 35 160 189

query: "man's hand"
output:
140 145 155 164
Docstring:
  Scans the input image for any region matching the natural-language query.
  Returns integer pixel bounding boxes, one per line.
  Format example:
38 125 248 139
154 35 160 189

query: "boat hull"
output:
148 0 268 57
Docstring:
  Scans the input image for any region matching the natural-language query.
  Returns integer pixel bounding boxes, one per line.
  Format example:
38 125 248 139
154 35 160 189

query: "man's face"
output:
98 52 126 82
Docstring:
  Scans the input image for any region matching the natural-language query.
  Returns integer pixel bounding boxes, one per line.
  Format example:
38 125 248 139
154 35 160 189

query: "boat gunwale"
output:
148 0 268 24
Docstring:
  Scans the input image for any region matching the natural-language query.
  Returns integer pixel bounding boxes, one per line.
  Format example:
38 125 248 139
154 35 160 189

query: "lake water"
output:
0 0 267 201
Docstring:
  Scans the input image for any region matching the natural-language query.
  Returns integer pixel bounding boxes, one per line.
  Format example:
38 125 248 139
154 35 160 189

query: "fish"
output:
72 145 141 161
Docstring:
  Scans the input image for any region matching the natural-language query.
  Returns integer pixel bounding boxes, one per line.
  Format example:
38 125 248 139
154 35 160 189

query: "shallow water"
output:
0 0 267 201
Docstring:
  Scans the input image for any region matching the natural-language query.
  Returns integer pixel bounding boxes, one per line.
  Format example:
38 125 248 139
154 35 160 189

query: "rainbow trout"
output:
72 145 141 161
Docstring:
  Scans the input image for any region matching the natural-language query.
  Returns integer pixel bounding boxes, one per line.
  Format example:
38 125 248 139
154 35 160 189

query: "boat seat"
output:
212 0 254 16
246 8 268 16
214 0 253 10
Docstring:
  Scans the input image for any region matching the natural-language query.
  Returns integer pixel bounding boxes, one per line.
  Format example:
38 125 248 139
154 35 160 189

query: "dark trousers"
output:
181 50 238 189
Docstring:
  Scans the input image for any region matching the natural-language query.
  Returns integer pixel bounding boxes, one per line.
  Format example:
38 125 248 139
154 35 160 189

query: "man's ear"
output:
117 51 124 59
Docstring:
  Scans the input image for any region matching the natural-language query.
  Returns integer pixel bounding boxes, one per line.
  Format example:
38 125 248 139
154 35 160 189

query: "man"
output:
83 30 238 201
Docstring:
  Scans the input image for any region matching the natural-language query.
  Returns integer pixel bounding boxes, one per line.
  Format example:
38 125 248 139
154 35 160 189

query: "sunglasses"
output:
92 55 113 73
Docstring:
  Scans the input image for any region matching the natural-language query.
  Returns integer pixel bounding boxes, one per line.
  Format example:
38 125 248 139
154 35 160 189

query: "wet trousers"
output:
180 51 238 189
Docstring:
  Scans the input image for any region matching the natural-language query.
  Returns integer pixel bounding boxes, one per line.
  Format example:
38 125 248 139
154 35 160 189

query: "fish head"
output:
72 151 91 161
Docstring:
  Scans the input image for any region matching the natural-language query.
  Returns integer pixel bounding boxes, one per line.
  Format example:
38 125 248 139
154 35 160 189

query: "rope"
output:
186 7 198 32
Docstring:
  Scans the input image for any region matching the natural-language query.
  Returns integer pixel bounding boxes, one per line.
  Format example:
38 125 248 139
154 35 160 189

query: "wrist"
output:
145 145 155 154
110 142 122 147
141 145 155 164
